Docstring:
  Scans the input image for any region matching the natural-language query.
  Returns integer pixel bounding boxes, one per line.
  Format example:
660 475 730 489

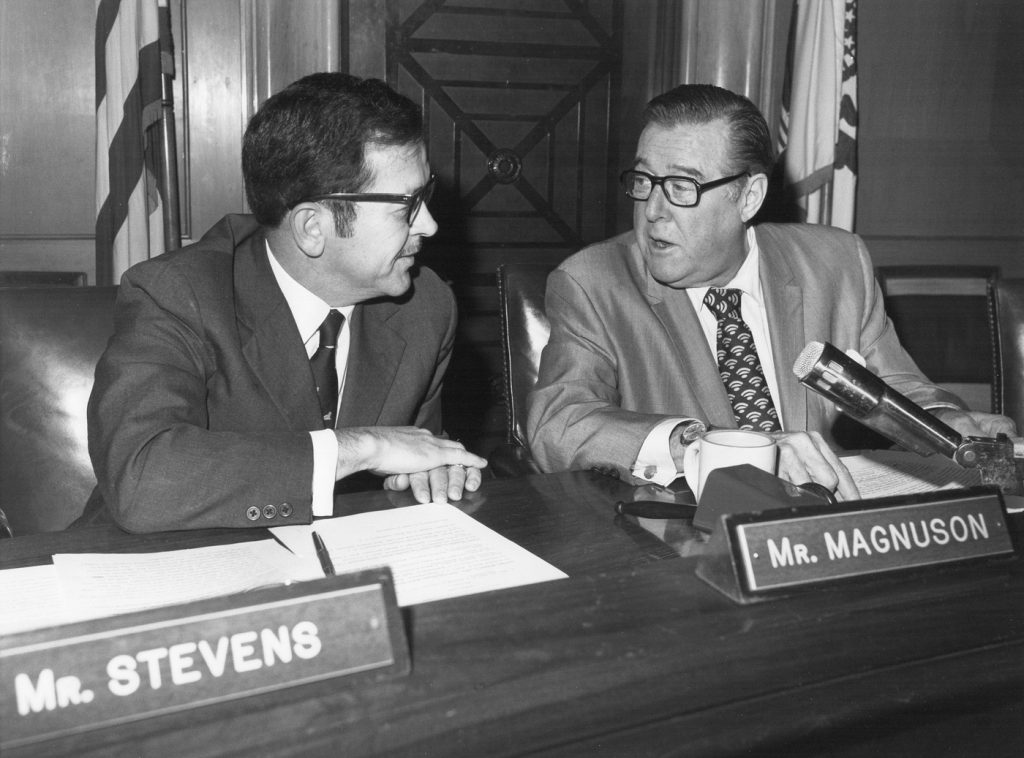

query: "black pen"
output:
312 531 336 576
615 500 697 519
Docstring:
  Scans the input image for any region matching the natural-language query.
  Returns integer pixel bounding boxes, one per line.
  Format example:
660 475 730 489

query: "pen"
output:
312 531 336 576
615 500 697 520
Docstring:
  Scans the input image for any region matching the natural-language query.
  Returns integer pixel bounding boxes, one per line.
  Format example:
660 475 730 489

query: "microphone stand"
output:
954 434 1024 495
795 340 1024 495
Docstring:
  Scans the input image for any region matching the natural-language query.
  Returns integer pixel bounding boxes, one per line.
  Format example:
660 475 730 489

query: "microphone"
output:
792 341 962 458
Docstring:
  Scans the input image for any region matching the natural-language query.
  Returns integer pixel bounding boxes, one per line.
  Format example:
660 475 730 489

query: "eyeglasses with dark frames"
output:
619 169 747 208
303 174 436 226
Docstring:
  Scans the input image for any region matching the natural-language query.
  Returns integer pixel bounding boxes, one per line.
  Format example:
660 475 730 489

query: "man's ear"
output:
739 173 768 223
289 203 329 259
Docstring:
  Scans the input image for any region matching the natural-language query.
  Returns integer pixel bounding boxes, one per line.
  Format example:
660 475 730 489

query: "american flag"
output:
95 0 174 285
778 0 859 231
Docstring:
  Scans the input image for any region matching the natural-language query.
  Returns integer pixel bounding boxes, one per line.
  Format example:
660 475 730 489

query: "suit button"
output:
280 502 293 518
246 505 261 521
262 504 278 520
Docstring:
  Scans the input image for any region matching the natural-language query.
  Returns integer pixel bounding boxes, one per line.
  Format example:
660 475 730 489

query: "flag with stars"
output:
777 0 859 231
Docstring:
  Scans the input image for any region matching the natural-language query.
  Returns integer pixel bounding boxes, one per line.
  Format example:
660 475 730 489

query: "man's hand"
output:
335 426 488 482
931 409 1018 439
771 430 860 501
383 464 484 503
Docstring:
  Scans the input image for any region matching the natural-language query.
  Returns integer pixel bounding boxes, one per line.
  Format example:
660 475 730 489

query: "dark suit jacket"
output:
79 214 456 531
526 223 963 480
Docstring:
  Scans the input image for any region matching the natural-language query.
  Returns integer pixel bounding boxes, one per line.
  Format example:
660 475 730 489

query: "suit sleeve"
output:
526 269 680 480
88 272 315 533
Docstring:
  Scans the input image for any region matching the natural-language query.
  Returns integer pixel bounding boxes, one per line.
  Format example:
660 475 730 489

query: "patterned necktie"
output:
703 288 780 433
310 310 345 428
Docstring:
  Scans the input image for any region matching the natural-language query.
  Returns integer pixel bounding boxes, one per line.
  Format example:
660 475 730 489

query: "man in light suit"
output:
79 73 486 532
526 84 1014 499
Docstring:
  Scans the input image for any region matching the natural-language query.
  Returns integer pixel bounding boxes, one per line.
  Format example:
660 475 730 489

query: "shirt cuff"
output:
631 418 703 487
310 429 339 518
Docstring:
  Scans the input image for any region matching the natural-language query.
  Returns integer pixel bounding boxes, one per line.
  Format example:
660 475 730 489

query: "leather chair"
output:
0 286 118 535
876 265 1000 413
491 263 555 477
992 278 1024 428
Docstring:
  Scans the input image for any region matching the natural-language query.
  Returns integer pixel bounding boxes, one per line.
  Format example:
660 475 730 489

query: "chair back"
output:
992 278 1024 428
876 265 999 413
0 286 118 535
0 271 87 287
496 263 555 452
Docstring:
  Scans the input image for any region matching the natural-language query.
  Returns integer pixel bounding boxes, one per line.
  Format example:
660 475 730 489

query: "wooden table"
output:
2 470 1023 757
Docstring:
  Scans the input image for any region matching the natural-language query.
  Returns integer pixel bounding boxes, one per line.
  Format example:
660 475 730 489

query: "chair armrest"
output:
0 507 13 538
488 442 543 478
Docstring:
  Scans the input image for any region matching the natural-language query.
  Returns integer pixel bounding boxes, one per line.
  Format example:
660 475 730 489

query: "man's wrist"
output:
632 417 705 486
676 419 707 444
670 419 706 469
333 427 377 479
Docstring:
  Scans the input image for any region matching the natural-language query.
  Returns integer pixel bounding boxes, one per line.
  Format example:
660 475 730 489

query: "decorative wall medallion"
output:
487 148 523 184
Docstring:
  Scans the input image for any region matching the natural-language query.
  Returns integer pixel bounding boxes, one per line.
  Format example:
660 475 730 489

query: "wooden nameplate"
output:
695 486 1017 604
1 568 407 749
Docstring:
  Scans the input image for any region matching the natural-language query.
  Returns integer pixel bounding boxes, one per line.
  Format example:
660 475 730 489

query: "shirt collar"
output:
730 226 763 305
688 226 763 311
265 242 352 344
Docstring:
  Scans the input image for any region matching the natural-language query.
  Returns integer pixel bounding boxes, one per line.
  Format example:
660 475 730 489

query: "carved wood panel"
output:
384 0 623 454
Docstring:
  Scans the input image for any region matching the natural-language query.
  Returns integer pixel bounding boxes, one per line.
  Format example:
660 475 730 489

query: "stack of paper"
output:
271 502 567 607
843 449 983 499
0 503 567 636
843 449 1023 513
0 540 315 636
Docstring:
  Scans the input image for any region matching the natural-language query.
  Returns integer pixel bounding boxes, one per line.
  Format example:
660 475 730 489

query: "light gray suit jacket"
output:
526 223 962 480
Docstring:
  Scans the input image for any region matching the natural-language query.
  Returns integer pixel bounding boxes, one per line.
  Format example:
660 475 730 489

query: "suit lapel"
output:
234 234 324 429
757 227 808 431
633 243 737 428
336 301 405 427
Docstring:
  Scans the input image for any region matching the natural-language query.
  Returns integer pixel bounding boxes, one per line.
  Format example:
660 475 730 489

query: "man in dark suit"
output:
526 84 1014 499
79 73 486 532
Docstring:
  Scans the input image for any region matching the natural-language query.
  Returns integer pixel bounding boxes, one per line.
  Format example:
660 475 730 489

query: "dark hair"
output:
642 84 774 178
242 73 424 228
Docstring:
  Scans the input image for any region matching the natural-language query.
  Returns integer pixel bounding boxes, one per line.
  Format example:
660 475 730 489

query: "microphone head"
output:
793 341 825 380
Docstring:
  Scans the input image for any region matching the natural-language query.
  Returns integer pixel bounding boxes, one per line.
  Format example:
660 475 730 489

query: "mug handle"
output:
682 440 701 498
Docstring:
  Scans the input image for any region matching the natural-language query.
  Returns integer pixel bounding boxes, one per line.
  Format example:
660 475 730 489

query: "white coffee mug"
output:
682 429 777 502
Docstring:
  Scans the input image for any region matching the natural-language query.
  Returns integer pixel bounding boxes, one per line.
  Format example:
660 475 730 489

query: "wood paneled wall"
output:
0 1 95 277
857 0 1024 273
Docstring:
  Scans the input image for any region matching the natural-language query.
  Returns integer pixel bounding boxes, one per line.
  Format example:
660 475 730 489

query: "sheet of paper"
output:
271 502 568 607
0 564 79 636
48 539 320 625
844 449 982 499
843 449 1022 513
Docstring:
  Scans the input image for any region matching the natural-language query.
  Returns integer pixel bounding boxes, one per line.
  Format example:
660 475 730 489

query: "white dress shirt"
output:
266 245 354 516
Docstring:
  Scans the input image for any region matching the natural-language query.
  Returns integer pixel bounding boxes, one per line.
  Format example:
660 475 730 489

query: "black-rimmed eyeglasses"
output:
620 169 747 208
303 174 436 226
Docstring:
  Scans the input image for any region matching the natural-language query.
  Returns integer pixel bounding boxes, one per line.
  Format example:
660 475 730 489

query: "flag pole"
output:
158 0 180 251
159 75 181 250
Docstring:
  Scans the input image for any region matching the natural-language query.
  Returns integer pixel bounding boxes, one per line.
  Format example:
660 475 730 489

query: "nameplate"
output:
696 488 1017 604
0 568 408 749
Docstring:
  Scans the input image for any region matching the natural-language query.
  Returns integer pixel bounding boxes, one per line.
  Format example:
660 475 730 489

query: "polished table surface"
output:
2 470 1023 757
